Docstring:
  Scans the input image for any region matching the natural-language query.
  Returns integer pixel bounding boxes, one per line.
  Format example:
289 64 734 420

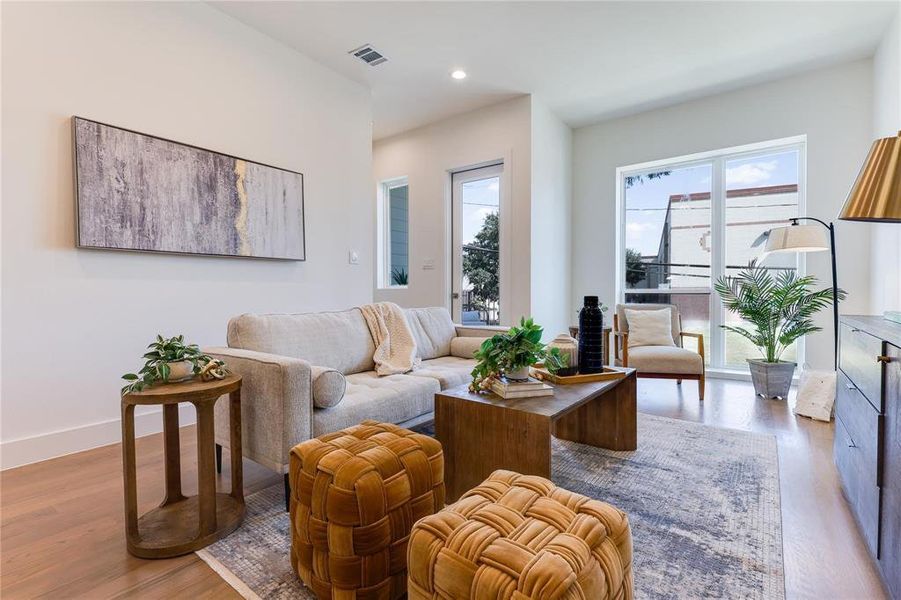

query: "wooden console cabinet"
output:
835 316 901 599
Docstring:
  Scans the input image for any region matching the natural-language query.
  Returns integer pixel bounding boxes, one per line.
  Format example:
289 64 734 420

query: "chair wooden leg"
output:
284 473 290 513
215 443 222 474
699 374 705 401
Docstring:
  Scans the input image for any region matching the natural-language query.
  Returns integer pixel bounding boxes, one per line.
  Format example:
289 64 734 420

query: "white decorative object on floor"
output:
793 365 836 421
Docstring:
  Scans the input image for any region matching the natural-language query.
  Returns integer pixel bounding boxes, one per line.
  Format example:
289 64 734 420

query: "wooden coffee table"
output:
435 369 637 502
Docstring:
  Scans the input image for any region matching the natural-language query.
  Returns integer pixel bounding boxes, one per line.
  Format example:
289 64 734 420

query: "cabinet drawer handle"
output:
877 355 892 364
846 383 857 391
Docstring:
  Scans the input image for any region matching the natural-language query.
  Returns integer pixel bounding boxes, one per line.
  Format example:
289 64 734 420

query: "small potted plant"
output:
714 261 844 399
469 317 567 392
122 334 228 394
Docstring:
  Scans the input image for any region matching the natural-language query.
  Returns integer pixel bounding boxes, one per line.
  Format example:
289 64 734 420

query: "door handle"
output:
451 292 460 299
877 355 892 364
846 383 857 391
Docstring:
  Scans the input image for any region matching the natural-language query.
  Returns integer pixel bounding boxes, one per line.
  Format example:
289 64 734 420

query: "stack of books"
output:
490 377 554 399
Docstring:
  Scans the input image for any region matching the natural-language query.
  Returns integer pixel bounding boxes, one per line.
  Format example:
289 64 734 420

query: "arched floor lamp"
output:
759 130 901 370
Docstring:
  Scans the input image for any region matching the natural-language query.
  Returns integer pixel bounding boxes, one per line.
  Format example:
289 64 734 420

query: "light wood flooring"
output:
0 378 889 599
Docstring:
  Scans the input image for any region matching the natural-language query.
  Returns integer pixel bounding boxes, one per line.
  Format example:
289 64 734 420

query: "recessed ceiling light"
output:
451 70 467 80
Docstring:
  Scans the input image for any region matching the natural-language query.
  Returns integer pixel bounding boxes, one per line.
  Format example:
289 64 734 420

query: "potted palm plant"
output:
714 261 845 399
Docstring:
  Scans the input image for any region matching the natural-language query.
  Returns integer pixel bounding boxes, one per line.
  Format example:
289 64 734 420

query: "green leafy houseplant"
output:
121 335 228 394
469 317 567 392
391 267 409 286
713 261 845 363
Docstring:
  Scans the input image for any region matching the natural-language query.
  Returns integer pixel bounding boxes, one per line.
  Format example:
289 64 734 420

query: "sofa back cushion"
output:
227 309 375 375
405 307 456 360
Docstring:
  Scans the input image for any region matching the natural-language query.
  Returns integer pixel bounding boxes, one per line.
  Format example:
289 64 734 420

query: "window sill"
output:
377 285 408 291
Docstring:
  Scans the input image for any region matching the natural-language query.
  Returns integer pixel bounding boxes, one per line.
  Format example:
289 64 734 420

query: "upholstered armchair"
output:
610 303 705 400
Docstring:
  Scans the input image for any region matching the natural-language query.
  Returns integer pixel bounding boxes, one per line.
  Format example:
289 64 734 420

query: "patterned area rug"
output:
197 413 784 599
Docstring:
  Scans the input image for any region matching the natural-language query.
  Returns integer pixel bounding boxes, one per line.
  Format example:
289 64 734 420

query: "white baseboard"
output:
1 404 197 470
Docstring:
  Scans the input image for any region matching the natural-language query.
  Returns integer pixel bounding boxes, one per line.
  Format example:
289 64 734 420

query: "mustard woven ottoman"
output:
289 420 445 599
407 470 633 600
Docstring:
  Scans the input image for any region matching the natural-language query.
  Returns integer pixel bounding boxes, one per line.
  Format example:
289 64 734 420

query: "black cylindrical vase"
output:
578 296 605 374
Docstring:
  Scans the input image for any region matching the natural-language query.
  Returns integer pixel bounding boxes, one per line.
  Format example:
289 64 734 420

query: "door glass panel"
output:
723 149 800 367
460 175 500 325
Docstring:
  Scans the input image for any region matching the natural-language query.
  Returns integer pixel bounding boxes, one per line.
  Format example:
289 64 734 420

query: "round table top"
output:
122 374 242 406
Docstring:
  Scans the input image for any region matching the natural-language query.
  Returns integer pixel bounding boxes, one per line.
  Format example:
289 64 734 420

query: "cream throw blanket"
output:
360 302 421 376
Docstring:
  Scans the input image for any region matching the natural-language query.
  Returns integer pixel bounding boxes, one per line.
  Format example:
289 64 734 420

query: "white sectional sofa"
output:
206 306 501 475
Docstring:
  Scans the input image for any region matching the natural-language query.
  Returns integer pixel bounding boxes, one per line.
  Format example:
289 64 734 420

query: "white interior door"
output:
451 163 504 325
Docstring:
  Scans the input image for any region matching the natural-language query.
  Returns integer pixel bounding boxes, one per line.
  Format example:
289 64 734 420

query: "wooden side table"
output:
121 374 244 558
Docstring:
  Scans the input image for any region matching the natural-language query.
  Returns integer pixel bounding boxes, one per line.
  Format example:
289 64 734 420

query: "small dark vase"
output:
578 296 605 374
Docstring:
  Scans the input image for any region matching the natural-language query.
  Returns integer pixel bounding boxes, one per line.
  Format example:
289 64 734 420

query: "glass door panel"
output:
723 149 801 367
452 164 502 325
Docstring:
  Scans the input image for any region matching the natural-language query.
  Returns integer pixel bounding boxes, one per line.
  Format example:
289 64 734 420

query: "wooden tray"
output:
530 365 627 385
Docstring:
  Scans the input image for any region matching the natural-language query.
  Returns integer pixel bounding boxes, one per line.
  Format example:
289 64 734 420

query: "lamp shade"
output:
839 131 901 222
764 224 829 254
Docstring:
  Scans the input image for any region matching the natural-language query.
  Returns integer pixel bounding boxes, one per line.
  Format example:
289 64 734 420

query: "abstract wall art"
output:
73 117 305 260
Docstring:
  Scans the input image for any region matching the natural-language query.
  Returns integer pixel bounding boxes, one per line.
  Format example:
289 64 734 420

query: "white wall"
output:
572 60 874 371
870 13 901 315
530 98 573 338
0 2 373 468
372 97 533 324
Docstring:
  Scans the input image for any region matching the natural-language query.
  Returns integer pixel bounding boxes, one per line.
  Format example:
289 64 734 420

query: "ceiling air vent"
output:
349 44 387 67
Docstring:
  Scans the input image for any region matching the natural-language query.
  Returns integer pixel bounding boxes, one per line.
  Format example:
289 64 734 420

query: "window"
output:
378 177 409 288
618 138 804 370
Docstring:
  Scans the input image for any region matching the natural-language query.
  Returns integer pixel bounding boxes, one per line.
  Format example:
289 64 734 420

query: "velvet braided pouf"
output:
407 470 633 600
289 420 445 599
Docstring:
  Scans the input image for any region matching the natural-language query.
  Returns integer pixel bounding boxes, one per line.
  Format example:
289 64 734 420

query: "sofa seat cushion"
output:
312 371 439 436
407 356 475 390
618 346 703 375
405 307 457 360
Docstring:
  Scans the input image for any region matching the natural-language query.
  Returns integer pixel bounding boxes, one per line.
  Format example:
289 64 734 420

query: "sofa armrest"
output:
205 347 313 474
454 324 509 337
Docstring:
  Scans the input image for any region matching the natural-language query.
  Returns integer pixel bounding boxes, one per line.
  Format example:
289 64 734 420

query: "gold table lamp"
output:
840 130 901 222
840 130 901 323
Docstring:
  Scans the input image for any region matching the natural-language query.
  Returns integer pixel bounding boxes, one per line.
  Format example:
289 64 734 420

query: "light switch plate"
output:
422 258 435 270
348 250 360 265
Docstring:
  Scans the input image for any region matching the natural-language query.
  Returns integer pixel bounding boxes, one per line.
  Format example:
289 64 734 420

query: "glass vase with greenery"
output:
469 317 567 392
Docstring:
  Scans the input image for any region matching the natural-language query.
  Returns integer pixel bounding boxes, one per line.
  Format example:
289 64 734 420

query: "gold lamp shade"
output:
839 130 901 222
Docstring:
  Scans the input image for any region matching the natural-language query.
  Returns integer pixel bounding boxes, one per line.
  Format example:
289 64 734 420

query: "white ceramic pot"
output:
505 366 531 381
547 333 579 376
166 360 195 382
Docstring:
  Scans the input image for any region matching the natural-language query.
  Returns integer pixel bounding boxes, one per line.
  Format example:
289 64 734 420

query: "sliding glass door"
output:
618 138 804 370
